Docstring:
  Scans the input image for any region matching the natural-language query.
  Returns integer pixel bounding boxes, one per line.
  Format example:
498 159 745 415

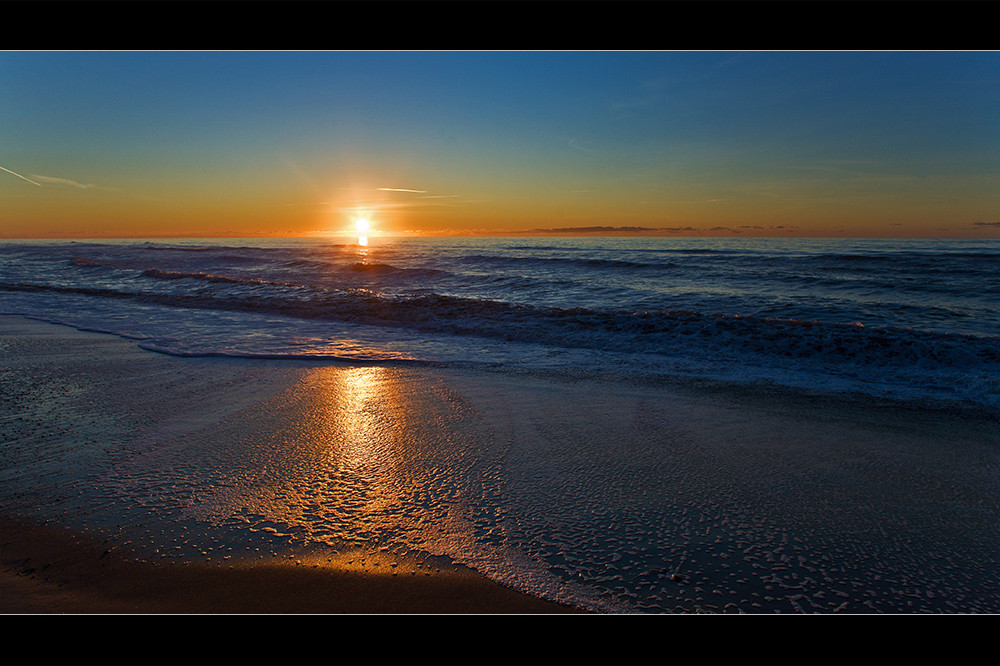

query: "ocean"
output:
3 235 1000 613
2 235 999 410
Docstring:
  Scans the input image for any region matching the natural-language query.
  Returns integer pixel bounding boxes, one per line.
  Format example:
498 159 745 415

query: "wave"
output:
140 268 276 285
139 242 291 254
4 278 997 374
348 261 450 277
499 244 732 255
5 237 999 411
455 254 669 272
134 341 437 365
67 249 449 285
138 262 449 285
69 256 119 269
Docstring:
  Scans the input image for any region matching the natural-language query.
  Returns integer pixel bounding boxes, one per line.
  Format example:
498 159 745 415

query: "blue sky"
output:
2 50 999 238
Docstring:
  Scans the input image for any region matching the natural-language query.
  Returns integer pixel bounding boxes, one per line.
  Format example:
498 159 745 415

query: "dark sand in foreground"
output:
0 515 571 614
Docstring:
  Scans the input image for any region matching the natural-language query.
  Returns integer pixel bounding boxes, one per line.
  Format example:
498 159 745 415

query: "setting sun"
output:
355 217 371 235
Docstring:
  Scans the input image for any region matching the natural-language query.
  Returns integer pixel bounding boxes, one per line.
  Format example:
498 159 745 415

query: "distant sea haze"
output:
1 235 999 411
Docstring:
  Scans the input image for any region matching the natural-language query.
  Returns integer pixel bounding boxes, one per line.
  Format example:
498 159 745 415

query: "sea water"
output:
3 235 1000 613
2 235 999 409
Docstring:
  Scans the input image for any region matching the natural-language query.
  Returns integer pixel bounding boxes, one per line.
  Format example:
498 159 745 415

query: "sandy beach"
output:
0 316 576 614
4 314 1000 614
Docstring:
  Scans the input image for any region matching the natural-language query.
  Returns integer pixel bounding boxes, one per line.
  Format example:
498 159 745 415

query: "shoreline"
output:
0 315 579 614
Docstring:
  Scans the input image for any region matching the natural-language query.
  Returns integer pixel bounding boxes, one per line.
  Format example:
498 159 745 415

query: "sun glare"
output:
354 216 372 247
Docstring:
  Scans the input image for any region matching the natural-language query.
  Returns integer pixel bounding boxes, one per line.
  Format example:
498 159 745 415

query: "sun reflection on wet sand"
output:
196 364 500 563
323 366 405 515
226 365 417 548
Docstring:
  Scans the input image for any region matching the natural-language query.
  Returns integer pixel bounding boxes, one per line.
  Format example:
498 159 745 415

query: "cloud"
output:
973 221 1000 227
29 174 118 190
0 165 41 186
375 187 462 206
563 138 592 153
1 167 120 191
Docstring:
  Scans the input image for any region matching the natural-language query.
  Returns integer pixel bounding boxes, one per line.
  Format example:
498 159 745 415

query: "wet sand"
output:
4 314 1000 615
0 316 576 614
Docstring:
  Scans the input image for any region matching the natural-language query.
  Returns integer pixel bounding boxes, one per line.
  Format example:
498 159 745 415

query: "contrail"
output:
0 165 42 187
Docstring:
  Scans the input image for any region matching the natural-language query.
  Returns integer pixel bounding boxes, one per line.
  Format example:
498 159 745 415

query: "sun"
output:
355 217 371 234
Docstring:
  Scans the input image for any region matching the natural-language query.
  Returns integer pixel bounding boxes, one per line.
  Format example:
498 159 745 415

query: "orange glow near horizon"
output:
0 183 998 240
3 52 999 241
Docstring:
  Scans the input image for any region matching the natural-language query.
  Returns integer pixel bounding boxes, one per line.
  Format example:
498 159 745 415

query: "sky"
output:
2 50 999 239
